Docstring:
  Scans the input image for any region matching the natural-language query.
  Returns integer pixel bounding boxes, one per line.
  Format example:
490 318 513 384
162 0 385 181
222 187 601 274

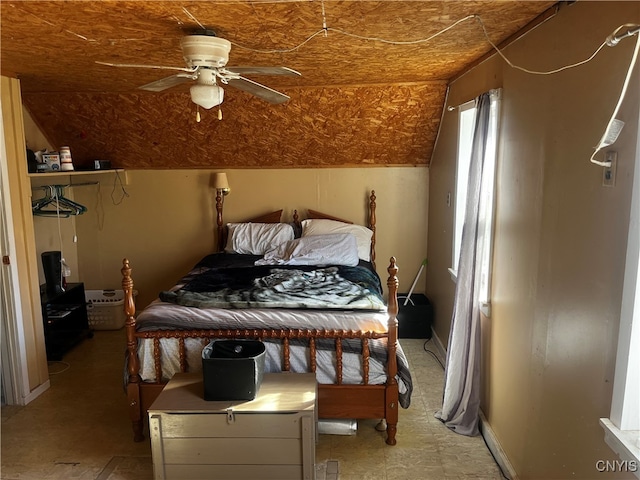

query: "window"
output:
452 101 475 275
450 90 501 316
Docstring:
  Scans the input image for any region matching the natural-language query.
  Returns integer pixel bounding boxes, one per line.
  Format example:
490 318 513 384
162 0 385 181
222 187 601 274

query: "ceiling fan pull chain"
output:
321 0 328 37
196 106 201 123
218 107 223 121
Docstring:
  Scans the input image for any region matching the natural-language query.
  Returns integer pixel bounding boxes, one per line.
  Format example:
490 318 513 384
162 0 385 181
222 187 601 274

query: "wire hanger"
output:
32 184 90 217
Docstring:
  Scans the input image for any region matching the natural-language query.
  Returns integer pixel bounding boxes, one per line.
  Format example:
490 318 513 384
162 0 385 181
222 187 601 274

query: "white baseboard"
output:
430 326 517 480
479 410 518 480
22 379 50 405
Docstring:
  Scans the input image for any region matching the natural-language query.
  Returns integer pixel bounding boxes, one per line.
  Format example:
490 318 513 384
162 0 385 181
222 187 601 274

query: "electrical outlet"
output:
603 151 617 187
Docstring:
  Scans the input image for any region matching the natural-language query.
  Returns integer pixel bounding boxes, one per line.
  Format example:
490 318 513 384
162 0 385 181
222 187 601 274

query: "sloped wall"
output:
22 84 444 170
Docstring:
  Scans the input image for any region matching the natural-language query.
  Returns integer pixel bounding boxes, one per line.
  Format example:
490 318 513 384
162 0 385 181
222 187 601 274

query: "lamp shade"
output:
190 84 224 109
212 172 230 191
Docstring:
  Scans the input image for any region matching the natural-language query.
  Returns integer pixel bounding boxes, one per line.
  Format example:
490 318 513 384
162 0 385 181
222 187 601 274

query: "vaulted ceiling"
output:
1 1 558 169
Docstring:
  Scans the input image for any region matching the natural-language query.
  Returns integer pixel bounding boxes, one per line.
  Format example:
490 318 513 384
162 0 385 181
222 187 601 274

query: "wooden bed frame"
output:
121 190 401 445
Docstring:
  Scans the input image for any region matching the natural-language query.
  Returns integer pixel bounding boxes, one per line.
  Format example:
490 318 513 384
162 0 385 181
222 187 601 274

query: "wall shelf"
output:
28 169 124 178
29 168 128 186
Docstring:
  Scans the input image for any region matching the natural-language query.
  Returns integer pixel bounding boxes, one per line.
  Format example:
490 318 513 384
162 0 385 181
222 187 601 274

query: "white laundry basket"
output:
86 289 137 330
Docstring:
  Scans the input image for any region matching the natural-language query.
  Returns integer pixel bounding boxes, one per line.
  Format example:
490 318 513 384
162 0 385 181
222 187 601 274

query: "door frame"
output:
0 105 29 405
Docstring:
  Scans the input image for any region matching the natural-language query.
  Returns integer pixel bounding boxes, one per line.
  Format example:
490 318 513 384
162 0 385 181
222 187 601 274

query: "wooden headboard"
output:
216 190 377 268
306 210 353 224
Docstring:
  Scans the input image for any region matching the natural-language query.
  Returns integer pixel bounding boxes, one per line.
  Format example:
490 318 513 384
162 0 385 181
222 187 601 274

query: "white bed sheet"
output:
134 286 412 407
138 337 407 399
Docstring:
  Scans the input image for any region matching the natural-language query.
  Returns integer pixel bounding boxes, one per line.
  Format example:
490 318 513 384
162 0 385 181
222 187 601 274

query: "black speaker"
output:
41 251 63 293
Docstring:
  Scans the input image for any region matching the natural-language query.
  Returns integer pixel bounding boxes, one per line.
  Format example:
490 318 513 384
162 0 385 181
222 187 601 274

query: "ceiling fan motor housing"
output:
181 35 231 68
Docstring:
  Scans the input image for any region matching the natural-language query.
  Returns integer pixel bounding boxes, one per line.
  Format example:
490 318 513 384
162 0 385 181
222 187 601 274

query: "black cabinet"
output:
40 282 92 361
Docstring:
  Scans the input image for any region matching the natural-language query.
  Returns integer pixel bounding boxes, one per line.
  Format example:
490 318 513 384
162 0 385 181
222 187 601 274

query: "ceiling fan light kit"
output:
190 84 224 109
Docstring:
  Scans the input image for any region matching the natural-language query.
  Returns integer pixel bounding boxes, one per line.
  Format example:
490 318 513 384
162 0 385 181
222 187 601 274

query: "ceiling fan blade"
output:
96 61 197 73
225 66 301 77
139 74 194 92
226 76 291 104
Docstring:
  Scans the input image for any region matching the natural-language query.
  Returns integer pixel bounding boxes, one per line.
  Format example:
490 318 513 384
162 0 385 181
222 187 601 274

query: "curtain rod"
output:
447 89 502 112
447 98 476 112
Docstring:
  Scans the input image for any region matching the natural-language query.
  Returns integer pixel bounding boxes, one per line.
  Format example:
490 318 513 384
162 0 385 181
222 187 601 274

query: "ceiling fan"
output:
97 30 301 109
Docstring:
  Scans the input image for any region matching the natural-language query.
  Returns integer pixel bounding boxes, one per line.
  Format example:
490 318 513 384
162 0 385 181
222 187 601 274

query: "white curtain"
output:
436 89 501 436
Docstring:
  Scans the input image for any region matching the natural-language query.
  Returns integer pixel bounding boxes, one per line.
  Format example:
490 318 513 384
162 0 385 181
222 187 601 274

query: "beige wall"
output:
70 168 428 310
427 2 639 479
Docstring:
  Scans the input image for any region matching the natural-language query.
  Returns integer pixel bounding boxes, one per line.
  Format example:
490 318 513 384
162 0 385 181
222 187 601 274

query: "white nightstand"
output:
148 372 317 480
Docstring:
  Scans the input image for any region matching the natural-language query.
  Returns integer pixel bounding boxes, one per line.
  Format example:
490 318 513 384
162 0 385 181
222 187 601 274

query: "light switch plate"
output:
603 151 617 187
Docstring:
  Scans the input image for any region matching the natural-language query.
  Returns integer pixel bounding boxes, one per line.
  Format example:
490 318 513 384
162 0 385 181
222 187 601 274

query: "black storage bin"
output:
202 340 266 401
397 293 433 339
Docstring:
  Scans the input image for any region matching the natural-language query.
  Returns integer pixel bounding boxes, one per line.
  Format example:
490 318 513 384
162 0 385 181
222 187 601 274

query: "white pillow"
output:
255 233 359 266
301 219 373 262
225 223 294 255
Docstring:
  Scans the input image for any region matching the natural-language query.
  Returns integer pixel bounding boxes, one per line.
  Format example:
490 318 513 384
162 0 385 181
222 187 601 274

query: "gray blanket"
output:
160 264 385 311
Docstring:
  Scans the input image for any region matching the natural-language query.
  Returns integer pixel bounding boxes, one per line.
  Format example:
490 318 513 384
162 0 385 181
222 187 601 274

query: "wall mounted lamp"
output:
212 172 230 196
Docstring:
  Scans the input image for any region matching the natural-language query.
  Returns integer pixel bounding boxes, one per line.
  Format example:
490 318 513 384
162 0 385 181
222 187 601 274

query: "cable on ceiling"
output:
229 12 634 80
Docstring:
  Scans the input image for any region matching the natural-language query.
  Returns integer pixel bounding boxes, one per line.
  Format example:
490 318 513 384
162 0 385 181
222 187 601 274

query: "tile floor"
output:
1 331 504 480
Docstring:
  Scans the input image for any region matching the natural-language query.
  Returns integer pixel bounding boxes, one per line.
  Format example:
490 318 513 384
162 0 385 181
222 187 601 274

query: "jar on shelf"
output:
59 146 74 171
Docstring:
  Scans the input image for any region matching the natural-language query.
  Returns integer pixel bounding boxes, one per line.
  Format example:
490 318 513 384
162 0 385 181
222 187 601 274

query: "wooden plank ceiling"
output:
1 1 558 169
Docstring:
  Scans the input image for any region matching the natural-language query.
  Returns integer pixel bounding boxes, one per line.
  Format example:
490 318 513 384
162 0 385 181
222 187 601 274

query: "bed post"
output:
216 190 225 252
369 191 376 269
122 259 144 442
385 257 399 445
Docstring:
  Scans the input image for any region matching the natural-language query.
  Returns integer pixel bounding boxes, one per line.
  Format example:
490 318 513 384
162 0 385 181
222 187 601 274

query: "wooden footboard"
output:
122 257 400 445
